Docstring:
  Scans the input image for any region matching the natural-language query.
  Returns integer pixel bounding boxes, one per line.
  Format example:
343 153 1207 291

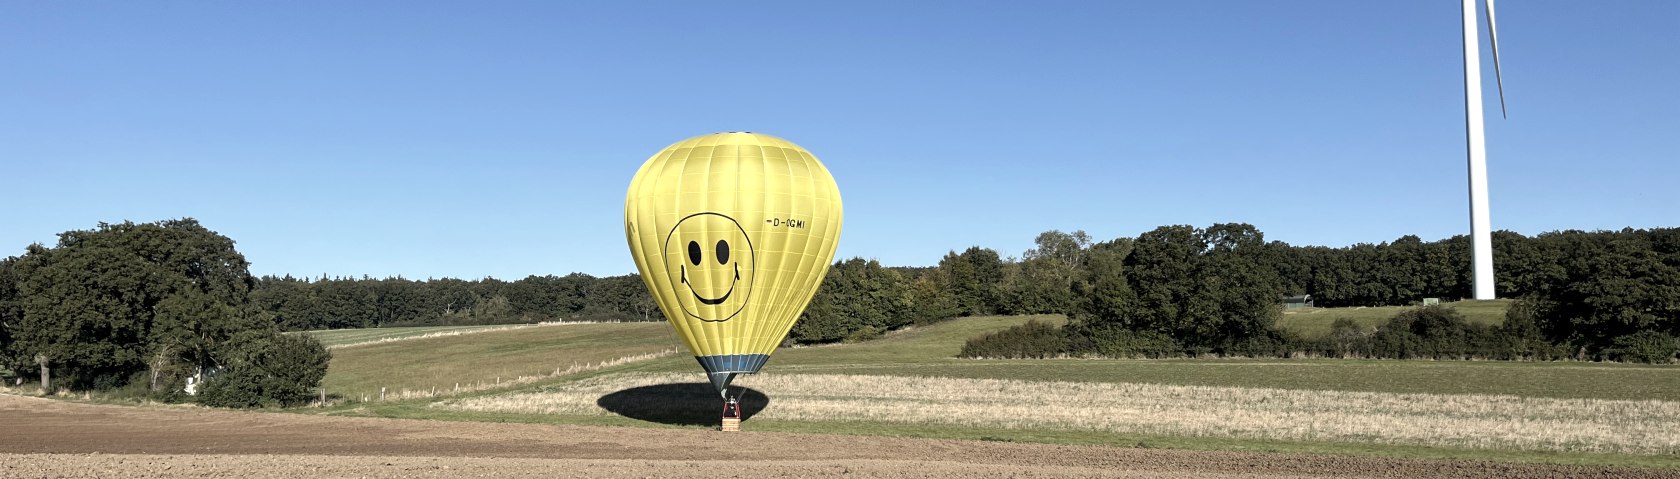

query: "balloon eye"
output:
687 241 702 266
716 240 730 265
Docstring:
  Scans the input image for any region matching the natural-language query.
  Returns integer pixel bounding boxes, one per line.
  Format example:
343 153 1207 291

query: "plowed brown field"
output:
1 395 1672 478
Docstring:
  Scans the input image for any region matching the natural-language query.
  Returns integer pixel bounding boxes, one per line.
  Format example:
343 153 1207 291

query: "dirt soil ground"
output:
1 394 1672 478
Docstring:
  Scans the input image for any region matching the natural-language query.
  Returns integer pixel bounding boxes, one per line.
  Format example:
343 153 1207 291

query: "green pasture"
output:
767 312 1674 401
1275 299 1512 339
616 310 1674 401
320 322 680 400
312 309 1678 402
301 324 533 348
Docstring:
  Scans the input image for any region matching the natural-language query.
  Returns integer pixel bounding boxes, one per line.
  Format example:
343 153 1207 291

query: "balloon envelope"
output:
624 132 843 396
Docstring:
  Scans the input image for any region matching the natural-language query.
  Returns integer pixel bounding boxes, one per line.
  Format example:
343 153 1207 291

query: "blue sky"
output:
3 1 1677 280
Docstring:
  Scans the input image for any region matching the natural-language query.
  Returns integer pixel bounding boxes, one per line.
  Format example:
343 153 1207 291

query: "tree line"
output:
4 218 1676 406
251 272 659 331
946 225 1680 363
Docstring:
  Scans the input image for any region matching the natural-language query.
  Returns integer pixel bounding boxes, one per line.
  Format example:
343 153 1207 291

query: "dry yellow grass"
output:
441 372 1680 455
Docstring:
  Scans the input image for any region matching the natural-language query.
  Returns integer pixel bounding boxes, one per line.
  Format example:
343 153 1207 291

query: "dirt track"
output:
0 394 1671 478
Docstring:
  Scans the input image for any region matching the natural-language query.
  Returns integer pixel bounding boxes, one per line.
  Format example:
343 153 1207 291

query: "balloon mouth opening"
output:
695 354 770 397
709 372 739 398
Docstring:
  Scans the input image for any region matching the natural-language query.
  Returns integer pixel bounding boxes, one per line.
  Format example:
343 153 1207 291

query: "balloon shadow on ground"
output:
596 383 769 426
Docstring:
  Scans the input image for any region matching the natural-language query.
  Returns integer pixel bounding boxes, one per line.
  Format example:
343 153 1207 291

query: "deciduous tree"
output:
7 219 256 390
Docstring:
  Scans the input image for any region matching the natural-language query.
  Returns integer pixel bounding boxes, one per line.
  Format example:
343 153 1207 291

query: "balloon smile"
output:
682 263 740 305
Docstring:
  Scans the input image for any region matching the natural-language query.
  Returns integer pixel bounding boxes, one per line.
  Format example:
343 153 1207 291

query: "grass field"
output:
317 311 1680 467
301 324 544 348
319 322 681 401
624 311 1674 401
1275 299 1512 339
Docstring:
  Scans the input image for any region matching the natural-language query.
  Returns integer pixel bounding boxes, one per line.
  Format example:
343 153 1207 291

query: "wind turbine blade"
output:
1484 0 1508 118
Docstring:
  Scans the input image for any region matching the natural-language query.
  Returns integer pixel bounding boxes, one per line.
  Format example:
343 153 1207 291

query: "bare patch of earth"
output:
0 395 1670 478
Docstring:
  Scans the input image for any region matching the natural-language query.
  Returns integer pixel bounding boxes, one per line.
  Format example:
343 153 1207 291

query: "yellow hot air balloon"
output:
624 132 842 398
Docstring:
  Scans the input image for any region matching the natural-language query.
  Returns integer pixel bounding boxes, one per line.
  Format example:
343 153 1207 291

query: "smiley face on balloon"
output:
662 212 755 322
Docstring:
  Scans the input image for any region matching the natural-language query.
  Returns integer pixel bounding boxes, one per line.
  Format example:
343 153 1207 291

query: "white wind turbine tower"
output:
1462 0 1506 300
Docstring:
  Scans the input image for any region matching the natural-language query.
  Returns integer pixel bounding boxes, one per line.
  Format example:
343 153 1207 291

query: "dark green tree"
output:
1006 230 1090 315
1380 235 1428 304
906 267 959 324
197 331 331 408
250 276 317 331
371 278 426 326
506 274 588 321
1267 241 1314 296
791 258 913 343
1303 246 1356 306
313 279 377 329
1123 225 1202 337
8 219 256 391
939 247 1005 316
1198 223 1287 350
427 277 481 318
1121 223 1284 354
1063 237 1156 356
148 288 260 394
1066 238 1134 330
1492 298 1565 360
1419 235 1469 300
251 271 666 329
1527 228 1680 356
590 274 660 322
0 256 19 378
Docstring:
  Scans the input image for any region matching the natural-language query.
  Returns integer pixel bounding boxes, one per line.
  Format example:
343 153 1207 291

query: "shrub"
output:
960 320 1068 359
1077 326 1181 358
1486 299 1570 360
1336 304 1579 361
1323 318 1371 358
1603 331 1679 364
1369 306 1478 359
197 332 330 408
844 326 885 343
